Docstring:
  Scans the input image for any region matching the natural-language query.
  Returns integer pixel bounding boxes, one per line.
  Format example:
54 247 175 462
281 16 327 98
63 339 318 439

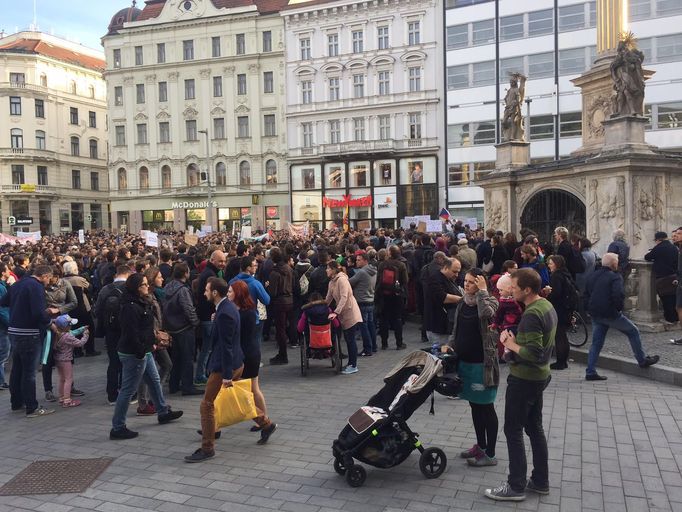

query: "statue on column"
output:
501 73 527 142
610 33 645 117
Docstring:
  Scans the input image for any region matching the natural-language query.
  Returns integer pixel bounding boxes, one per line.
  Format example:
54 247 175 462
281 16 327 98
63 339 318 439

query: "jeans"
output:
504 375 550 492
112 352 168 431
105 332 121 402
0 330 10 385
195 321 213 382
169 329 196 393
138 348 172 406
342 323 359 368
9 334 41 413
586 314 646 375
358 303 376 353
379 295 404 347
254 321 264 349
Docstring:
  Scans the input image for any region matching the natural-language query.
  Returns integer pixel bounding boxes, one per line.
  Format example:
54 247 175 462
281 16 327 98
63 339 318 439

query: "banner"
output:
288 221 310 238
17 231 41 242
466 218 478 230
240 226 252 240
426 220 444 233
146 232 158 247
78 229 85 244
140 230 149 240
184 234 198 246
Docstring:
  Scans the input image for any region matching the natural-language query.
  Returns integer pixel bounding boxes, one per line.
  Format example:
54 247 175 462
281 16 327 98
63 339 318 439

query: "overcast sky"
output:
2 0 130 51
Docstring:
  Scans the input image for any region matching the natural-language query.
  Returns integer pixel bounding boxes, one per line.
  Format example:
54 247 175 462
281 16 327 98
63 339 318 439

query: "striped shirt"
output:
509 298 557 381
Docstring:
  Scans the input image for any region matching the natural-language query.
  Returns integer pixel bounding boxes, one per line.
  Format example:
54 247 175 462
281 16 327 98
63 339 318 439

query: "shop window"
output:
325 163 345 188
374 160 395 186
350 162 369 187
399 156 436 185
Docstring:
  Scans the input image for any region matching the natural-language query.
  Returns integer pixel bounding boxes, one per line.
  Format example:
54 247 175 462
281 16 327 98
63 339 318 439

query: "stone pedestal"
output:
495 141 530 171
601 115 654 154
627 261 666 332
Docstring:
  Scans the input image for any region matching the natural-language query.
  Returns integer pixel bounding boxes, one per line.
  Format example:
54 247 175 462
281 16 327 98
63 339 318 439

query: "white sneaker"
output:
341 365 358 375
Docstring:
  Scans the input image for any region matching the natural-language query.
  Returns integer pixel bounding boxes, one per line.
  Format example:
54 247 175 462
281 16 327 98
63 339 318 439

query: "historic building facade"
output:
282 0 445 230
103 0 289 234
0 31 109 234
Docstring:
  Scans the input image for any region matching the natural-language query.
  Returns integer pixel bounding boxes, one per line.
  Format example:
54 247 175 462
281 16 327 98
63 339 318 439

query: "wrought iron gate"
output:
520 189 586 243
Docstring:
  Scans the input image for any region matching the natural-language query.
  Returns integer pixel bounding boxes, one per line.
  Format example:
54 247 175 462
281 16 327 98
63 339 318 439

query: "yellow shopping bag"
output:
214 379 258 429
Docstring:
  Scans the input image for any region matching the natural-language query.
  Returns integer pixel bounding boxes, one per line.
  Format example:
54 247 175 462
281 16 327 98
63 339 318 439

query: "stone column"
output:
597 0 627 57
628 260 664 332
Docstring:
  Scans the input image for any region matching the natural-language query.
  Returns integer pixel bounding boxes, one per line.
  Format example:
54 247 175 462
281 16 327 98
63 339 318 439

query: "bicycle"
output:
567 311 588 347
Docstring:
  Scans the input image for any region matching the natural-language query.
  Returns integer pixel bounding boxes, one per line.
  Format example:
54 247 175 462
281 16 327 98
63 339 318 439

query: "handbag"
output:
214 379 258 429
155 329 172 349
655 274 678 296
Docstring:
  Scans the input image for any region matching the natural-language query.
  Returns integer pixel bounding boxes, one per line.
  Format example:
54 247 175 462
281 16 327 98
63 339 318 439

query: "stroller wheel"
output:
333 458 346 476
419 447 447 479
345 464 366 487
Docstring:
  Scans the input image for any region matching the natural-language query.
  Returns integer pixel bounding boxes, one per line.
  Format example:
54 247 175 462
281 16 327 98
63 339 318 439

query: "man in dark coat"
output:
644 231 679 323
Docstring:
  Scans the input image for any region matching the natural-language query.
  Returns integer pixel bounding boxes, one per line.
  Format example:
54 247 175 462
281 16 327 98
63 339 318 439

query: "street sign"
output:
7 216 16 226
16 217 33 226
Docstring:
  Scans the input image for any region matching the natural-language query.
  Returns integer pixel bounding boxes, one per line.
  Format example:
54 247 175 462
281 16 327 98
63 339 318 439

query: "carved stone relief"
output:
587 95 612 138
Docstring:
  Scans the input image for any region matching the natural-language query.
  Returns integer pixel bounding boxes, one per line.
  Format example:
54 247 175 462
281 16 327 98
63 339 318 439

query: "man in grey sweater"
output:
350 251 378 356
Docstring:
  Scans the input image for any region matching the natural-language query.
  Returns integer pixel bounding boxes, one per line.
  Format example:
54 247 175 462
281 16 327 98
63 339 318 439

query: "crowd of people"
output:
0 220 679 499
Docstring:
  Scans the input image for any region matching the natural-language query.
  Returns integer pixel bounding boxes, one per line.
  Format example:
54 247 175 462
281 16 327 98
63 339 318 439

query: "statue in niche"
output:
501 73 527 142
610 33 645 117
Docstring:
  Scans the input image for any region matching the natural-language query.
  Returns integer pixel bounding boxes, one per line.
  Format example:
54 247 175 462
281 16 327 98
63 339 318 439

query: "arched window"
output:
40 74 47 87
266 159 277 184
215 162 226 186
70 136 80 156
139 166 149 190
10 128 23 149
118 168 127 190
187 163 200 186
70 80 77 95
35 130 46 150
89 139 98 159
161 165 172 189
239 161 251 186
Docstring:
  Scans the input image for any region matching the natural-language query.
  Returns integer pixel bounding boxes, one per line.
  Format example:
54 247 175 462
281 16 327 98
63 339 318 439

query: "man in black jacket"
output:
195 250 226 384
424 257 462 345
671 228 682 345
376 246 409 350
644 231 679 323
267 247 295 365
555 226 582 278
584 253 659 381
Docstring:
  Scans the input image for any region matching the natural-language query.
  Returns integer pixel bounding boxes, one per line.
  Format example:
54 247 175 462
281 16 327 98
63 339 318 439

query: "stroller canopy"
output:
383 351 443 395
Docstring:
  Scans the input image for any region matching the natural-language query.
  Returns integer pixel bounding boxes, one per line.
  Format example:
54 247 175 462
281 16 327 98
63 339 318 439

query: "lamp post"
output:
198 129 213 230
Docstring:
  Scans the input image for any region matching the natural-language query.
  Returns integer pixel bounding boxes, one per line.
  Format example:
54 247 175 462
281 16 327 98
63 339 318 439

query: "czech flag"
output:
439 208 451 221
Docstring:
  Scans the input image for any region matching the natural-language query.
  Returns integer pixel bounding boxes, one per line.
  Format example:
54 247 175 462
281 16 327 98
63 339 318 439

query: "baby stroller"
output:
332 350 461 487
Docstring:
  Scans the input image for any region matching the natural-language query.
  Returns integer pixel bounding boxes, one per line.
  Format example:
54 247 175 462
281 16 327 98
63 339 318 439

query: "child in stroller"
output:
332 350 460 487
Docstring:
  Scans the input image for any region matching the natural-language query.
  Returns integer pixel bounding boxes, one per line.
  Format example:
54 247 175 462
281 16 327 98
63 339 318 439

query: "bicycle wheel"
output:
567 311 588 347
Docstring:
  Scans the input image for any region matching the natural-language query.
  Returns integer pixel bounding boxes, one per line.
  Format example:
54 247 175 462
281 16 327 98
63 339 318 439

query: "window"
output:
266 160 277 184
263 71 274 93
213 118 225 139
302 122 313 148
12 165 25 185
89 139 98 158
472 61 495 86
38 166 48 186
136 83 145 104
629 0 650 20
237 74 247 95
329 120 341 144
186 120 197 141
162 166 172 189
353 74 365 98
183 40 194 60
237 116 249 138
139 167 149 190
353 118 365 141
136 124 148 144
264 114 276 136
588 1 597 27
72 170 81 189
559 47 586 75
159 122 170 143
70 107 79 125
239 161 251 185
378 71 390 95
378 26 389 50
157 43 166 63
10 128 23 149
215 163 227 186
528 52 554 78
9 72 25 85
35 99 44 118
300 38 311 60
263 31 272 52
9 96 21 115
185 79 195 99
473 19 494 45
212 36 221 57
70 80 78 95
408 21 420 45
115 125 125 146
213 76 223 97
528 9 553 38
352 30 364 53
473 122 496 144
447 65 469 89
657 102 682 129
657 34 682 63
559 4 585 31
115 86 123 106
236 33 245 55
89 111 96 128
36 130 46 150
301 80 313 104
158 82 167 102
560 112 582 137
409 113 422 139
657 0 682 15
500 56 524 82
118 168 127 190
113 49 121 68
328 77 340 100
379 115 391 139
90 171 99 191
70 136 80 156
447 25 468 49
134 45 143 65
328 33 339 56
500 14 524 41
408 67 421 92
530 114 555 140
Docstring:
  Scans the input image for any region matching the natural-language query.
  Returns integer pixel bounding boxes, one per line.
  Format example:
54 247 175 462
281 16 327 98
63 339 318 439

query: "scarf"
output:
463 292 477 307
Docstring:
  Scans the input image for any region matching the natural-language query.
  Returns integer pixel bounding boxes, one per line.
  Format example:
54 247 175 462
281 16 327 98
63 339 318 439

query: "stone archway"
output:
520 189 586 243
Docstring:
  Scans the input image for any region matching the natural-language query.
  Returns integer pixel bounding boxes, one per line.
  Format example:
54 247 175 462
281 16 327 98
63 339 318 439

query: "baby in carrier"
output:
490 274 523 362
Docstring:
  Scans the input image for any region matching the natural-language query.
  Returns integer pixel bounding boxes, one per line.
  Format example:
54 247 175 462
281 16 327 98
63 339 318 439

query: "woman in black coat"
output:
544 255 576 370
490 235 510 276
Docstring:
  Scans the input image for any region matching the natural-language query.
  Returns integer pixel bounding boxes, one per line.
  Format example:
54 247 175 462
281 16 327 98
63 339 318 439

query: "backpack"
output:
379 265 401 296
568 247 586 275
299 266 313 296
103 287 123 331
562 275 579 313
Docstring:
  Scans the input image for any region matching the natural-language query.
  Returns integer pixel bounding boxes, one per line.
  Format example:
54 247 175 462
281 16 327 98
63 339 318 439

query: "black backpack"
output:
562 275 579 313
103 287 123 331
568 247 586 275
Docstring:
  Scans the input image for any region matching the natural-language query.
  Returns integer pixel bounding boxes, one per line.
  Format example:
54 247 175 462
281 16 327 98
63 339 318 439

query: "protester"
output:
267 247 296 365
607 229 630 276
673 227 682 345
644 231 679 324
544 255 577 370
424 257 462 345
52 315 89 408
0 263 11 389
376 245 408 350
230 256 271 350
349 251 377 356
195 250 227 383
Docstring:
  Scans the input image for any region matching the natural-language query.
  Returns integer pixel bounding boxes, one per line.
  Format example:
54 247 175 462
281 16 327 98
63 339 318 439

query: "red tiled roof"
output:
281 0 338 11
136 0 288 20
0 38 105 72
136 0 165 21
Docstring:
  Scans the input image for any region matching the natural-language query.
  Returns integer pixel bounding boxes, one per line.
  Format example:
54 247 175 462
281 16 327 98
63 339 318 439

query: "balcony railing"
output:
1 184 57 195
291 138 439 158
0 82 48 94
0 148 57 160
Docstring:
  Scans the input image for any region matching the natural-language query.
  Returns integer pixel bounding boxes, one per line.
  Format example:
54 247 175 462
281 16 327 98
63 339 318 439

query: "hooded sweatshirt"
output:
349 264 377 304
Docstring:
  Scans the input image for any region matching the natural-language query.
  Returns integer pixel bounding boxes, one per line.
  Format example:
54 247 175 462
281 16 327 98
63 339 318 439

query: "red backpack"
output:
379 265 400 296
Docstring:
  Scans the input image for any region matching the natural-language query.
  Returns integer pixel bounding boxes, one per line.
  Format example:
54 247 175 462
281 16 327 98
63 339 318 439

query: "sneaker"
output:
341 365 358 375
460 444 484 459
585 373 608 381
45 391 56 402
671 338 682 345
269 355 288 365
107 399 117 406
257 423 277 445
158 407 183 424
129 393 138 405
549 362 568 370
110 427 139 440
485 482 526 502
0 382 8 390
196 429 221 440
26 407 55 418
396 343 407 350
359 352 373 357
526 479 550 495
193 379 207 387
62 399 81 408
136 404 156 416
70 388 85 397
467 454 498 467
185 448 215 463
639 355 659 368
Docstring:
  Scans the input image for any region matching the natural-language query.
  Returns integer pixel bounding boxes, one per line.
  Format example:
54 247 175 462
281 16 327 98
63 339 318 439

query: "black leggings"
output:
554 324 569 366
470 402 498 458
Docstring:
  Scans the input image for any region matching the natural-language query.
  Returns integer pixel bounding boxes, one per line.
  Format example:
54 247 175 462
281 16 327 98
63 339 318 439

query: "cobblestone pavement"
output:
1 323 682 512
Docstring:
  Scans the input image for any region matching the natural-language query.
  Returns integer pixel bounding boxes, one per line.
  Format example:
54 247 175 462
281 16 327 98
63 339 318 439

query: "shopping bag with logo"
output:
214 379 258 429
